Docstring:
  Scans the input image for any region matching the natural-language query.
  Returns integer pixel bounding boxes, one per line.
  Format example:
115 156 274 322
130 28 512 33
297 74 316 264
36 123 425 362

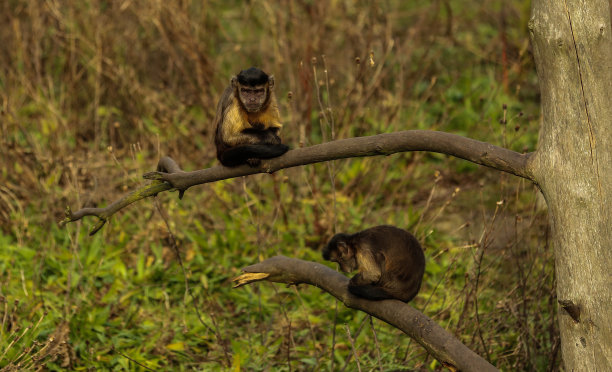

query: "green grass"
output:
0 0 560 370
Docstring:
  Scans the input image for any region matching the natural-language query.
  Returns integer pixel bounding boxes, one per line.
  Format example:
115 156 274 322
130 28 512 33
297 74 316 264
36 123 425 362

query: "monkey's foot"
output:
232 272 271 288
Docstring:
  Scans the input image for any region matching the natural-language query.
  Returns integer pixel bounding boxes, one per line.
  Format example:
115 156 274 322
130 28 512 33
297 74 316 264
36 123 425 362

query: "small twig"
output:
317 55 342 372
0 325 31 363
1 298 8 339
370 316 384 372
153 200 214 335
207 310 232 367
23 337 53 370
344 324 362 372
152 198 232 366
286 319 292 372
330 299 339 372
111 345 156 371
340 315 369 372
472 202 503 362
291 286 321 366
546 335 561 372
312 58 331 130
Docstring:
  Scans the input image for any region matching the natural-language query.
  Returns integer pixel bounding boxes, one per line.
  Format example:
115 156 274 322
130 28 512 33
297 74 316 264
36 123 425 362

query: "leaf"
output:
166 342 185 351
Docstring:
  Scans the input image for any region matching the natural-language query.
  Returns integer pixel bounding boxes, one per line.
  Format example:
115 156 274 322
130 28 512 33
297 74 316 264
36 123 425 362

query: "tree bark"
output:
148 130 534 191
234 256 499 372
529 0 612 369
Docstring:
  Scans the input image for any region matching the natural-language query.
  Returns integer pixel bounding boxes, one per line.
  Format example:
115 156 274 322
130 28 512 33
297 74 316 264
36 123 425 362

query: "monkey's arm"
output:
221 104 254 147
348 264 390 300
353 247 382 284
348 247 392 300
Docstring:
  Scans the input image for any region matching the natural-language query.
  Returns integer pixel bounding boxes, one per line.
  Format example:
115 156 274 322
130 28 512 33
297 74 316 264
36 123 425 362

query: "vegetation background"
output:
0 0 559 370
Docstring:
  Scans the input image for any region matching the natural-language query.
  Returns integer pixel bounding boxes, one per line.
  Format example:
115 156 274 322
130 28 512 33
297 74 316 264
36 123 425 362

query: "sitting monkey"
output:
322 225 425 302
213 67 289 167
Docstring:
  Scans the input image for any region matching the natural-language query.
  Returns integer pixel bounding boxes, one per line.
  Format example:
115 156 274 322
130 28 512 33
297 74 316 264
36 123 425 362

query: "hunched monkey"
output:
322 225 425 302
214 67 289 167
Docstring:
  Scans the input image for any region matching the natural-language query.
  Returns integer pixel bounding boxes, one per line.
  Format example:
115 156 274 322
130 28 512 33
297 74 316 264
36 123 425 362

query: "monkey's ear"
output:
231 76 238 88
337 241 350 256
268 75 275 90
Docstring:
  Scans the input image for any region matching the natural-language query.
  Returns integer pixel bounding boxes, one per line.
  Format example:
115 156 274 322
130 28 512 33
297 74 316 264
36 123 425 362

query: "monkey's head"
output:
232 67 274 113
322 233 358 273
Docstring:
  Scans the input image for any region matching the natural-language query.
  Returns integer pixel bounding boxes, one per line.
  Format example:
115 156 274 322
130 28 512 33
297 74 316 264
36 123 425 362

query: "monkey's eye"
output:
255 89 264 94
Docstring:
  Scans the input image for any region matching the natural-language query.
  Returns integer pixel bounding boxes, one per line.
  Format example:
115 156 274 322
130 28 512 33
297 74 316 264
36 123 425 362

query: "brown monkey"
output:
214 67 289 167
322 225 425 302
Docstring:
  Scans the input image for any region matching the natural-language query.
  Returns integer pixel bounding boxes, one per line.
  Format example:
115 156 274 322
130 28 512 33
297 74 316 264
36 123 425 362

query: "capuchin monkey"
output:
322 225 425 302
214 67 289 167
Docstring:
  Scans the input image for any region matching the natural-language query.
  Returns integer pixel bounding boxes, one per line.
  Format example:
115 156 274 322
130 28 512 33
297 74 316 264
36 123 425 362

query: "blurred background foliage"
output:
0 0 558 370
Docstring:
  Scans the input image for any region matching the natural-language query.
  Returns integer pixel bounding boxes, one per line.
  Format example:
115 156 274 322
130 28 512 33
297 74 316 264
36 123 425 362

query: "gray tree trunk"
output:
528 0 612 369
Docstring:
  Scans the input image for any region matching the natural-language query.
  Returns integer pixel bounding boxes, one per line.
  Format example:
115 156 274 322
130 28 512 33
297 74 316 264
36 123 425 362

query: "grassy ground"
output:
0 1 560 370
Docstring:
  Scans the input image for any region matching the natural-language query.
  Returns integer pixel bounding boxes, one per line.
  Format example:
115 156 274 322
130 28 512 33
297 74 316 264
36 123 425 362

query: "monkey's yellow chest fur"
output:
224 97 282 133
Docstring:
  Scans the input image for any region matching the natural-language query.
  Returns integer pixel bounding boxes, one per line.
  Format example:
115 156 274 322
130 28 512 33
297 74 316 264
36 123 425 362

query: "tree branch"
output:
58 181 172 235
233 256 499 372
58 156 183 235
61 131 534 234
149 130 534 190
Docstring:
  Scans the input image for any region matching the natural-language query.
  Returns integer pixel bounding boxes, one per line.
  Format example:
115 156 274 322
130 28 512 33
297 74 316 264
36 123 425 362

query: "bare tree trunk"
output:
528 0 612 369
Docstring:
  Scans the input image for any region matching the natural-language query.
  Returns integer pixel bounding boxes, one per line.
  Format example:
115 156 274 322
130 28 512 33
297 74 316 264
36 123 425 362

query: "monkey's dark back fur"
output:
326 225 426 302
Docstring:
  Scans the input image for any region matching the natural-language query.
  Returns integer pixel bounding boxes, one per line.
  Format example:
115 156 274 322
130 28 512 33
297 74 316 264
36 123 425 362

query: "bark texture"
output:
529 0 612 369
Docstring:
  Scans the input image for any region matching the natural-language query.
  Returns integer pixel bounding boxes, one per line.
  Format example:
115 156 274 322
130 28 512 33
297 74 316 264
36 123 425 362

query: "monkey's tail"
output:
219 144 289 167
348 284 397 301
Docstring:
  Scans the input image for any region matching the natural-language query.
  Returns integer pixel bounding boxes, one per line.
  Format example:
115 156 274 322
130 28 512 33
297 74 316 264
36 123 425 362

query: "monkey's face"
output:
238 84 269 112
323 235 358 273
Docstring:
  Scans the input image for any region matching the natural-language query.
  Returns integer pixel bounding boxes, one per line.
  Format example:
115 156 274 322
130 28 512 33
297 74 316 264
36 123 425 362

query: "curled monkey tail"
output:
348 284 396 301
219 144 289 167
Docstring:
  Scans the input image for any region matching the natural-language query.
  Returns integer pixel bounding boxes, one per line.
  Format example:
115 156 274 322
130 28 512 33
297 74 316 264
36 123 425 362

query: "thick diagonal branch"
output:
61 130 534 234
149 130 534 191
233 256 499 372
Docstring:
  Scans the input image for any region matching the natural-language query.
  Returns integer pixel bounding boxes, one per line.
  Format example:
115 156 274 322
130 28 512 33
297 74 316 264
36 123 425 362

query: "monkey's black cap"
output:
322 233 350 261
237 67 269 86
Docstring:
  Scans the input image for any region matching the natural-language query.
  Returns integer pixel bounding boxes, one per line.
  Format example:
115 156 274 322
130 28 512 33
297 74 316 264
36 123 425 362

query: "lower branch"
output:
61 131 534 234
233 256 499 372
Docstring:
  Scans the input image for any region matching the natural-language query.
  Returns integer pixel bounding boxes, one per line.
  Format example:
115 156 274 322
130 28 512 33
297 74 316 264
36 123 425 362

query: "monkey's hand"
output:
249 122 266 130
349 273 375 286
